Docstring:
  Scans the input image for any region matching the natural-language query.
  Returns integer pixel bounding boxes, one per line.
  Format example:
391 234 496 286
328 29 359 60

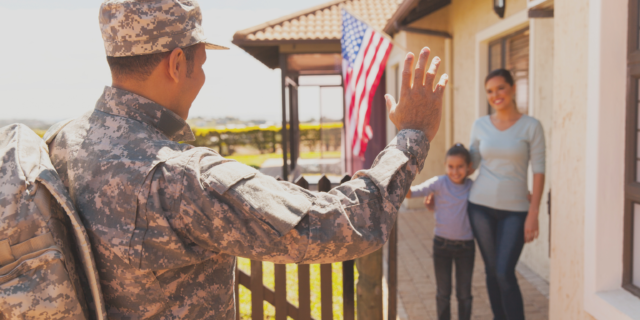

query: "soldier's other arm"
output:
178 48 447 263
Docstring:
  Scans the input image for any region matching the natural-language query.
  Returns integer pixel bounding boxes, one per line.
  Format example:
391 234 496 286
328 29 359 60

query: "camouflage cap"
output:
99 0 228 57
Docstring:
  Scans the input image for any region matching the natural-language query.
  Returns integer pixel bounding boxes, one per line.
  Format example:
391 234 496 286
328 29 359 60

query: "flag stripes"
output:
341 10 393 157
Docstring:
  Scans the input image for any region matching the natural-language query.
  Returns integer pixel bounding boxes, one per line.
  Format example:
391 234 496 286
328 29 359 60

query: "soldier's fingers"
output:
385 94 396 114
400 52 415 98
434 74 449 97
414 47 431 87
425 56 441 89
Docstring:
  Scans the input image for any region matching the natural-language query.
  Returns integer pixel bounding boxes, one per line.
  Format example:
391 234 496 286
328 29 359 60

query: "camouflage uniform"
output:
45 0 431 318
47 87 429 319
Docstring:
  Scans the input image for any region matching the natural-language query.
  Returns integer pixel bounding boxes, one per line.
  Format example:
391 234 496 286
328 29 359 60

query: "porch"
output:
391 207 549 320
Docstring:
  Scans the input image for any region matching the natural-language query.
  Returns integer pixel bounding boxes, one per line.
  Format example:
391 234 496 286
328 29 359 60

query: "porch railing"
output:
235 174 398 320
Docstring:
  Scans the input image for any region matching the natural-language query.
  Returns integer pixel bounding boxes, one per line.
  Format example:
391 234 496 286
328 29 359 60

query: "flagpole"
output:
341 7 409 53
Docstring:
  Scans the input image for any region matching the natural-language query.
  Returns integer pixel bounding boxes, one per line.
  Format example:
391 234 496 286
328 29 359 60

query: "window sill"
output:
585 288 640 320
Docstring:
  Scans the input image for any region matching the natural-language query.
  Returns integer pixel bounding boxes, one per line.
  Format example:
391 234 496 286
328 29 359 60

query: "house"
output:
235 0 640 318
383 0 638 318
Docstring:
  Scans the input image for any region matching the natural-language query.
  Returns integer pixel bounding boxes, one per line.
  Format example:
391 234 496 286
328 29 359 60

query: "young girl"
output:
406 143 474 320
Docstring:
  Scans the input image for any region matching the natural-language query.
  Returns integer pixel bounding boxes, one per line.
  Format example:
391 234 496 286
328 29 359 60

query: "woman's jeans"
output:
467 202 527 320
433 236 475 320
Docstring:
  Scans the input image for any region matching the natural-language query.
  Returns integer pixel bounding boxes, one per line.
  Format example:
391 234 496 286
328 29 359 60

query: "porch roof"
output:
232 0 403 69
383 0 450 34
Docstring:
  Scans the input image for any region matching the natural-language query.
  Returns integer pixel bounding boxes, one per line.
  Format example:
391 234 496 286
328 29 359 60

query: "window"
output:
487 28 529 115
624 0 640 298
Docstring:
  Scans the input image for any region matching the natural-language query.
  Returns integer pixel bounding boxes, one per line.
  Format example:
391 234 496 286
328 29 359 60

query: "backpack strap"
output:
40 119 108 320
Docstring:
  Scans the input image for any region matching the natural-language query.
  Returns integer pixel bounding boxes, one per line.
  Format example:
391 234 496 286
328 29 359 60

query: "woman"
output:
468 69 545 320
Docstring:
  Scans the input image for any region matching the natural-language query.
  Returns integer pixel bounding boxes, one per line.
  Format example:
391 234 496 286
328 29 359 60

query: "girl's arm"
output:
408 176 439 199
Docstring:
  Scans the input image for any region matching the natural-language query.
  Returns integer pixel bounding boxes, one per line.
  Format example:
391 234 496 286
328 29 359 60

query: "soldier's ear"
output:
167 47 186 83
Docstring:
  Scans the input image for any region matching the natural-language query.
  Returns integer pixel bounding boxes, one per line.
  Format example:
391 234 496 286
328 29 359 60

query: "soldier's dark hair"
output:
106 44 199 81
485 68 515 86
446 143 471 165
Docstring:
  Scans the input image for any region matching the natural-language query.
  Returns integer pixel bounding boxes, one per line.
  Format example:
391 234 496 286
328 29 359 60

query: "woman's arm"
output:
469 122 481 170
524 173 545 243
525 120 547 243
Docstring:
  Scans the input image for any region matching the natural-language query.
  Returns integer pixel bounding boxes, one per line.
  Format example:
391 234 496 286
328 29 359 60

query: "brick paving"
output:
394 208 549 320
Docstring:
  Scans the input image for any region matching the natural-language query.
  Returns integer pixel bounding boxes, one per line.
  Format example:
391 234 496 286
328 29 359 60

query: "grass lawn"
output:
237 258 358 320
227 151 341 169
227 153 283 169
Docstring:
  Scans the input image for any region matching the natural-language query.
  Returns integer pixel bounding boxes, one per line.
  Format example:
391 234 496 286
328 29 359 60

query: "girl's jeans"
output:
467 201 527 320
433 236 475 320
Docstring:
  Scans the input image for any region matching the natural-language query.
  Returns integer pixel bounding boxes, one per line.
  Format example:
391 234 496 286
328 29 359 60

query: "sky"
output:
0 0 342 123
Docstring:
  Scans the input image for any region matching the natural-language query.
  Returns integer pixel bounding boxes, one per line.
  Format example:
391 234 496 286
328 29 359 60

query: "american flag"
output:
341 9 393 157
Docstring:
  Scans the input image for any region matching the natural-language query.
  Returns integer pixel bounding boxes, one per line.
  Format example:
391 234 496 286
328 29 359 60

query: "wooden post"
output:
250 260 264 320
280 54 289 180
356 249 383 320
388 220 398 320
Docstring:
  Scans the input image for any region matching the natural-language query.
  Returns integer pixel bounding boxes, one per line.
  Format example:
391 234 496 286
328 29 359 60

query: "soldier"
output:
46 0 448 318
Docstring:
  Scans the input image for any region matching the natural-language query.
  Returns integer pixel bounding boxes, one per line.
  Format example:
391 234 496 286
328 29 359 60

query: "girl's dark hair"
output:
485 68 515 86
446 143 471 164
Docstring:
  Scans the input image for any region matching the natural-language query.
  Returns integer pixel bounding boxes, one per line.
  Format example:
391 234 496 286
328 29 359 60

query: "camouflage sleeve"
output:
177 129 428 264
299 129 428 263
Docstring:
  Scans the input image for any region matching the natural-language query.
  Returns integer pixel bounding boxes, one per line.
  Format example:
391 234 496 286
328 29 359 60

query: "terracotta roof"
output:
233 0 404 44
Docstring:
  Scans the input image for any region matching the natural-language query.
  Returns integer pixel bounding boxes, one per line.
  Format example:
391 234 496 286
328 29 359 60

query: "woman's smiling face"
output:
485 75 516 113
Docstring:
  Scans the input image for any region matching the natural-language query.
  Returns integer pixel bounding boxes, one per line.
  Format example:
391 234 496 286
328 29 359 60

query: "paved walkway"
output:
394 208 549 320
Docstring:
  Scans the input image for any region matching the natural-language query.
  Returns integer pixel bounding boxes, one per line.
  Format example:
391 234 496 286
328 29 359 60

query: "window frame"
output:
623 0 640 298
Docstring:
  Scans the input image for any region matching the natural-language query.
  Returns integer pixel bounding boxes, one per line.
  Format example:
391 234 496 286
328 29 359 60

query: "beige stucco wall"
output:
549 0 594 318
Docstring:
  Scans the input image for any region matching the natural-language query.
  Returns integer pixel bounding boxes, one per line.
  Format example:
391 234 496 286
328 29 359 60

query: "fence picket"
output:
320 264 333 320
342 260 355 320
250 260 264 320
295 176 312 320
295 176 309 189
235 262 240 320
317 175 333 320
339 175 355 320
298 264 311 320
317 175 331 192
275 264 287 320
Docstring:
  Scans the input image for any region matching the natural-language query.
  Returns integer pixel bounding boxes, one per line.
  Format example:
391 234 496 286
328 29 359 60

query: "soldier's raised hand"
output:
385 47 448 142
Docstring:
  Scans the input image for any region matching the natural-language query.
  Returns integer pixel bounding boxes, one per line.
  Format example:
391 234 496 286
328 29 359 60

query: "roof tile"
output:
234 0 404 43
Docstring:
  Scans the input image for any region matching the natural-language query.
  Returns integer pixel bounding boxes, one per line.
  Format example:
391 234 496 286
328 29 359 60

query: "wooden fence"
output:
235 174 398 320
